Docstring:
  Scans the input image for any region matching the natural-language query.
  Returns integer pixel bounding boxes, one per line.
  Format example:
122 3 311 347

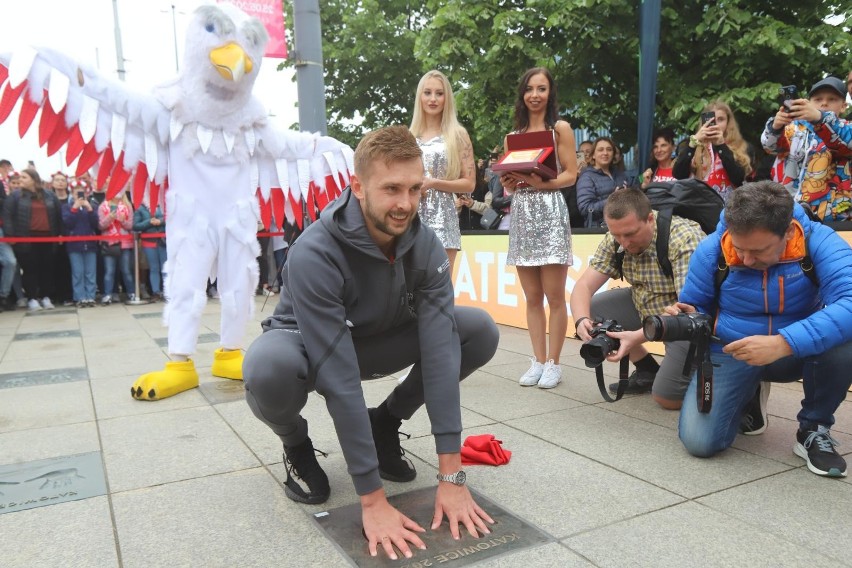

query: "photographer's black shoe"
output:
794 425 847 477
369 403 416 482
282 437 330 504
608 370 655 395
740 381 769 435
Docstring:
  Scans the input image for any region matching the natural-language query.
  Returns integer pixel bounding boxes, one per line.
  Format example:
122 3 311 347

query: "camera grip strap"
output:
596 358 630 403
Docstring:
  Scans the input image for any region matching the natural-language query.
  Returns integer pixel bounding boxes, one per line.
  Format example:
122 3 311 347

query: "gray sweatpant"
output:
243 306 500 446
590 288 691 401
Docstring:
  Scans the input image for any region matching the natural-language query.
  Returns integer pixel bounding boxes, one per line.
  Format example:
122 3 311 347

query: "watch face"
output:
455 471 466 485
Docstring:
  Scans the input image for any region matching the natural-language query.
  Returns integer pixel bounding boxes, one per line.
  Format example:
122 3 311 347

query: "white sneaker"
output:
519 357 544 386
538 360 562 389
40 297 55 310
16 298 28 309
27 299 42 312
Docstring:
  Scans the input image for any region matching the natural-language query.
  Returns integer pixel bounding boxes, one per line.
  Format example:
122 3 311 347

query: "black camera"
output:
642 312 712 343
579 319 623 368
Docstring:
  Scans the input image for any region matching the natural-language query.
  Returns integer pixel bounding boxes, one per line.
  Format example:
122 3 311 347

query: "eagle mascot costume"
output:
0 3 353 400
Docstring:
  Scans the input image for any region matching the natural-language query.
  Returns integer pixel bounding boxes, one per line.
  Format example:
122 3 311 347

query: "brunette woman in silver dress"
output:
500 67 578 389
410 70 476 272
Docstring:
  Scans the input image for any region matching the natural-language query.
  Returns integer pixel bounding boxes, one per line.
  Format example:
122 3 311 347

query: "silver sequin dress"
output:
417 136 461 250
506 132 572 266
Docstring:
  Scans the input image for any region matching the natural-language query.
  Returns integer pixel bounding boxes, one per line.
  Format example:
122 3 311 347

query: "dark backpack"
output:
614 179 724 280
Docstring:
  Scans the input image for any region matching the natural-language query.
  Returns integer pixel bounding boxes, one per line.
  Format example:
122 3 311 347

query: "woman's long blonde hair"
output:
409 70 466 180
693 100 752 179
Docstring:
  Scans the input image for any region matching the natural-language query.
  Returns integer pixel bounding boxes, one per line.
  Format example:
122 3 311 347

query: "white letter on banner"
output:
454 253 477 301
474 252 494 303
497 253 518 307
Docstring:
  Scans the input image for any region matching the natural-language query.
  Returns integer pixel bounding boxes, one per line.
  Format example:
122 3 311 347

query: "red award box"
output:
491 130 559 180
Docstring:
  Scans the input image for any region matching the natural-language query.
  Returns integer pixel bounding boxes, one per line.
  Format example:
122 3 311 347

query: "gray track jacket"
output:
261 188 462 495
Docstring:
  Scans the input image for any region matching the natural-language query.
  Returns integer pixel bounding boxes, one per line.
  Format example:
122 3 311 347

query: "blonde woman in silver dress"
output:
410 70 476 271
500 67 578 389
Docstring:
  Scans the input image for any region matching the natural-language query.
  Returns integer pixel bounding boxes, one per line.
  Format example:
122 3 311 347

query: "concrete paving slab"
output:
564 500 839 568
765 382 852 435
473 542 595 568
90 375 209 420
314 486 551 568
0 355 87 375
3 336 83 362
403 424 684 538
0 381 94 433
86 347 169 380
0 366 88 389
98 406 260 492
507 406 793 498
0 496 119 568
13 329 81 341
697 468 852 565
0 421 100 464
112 468 345 568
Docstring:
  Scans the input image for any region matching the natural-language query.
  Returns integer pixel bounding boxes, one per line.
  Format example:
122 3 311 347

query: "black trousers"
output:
15 243 56 301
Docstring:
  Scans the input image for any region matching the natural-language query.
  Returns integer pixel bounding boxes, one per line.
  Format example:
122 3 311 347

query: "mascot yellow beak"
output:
210 42 253 82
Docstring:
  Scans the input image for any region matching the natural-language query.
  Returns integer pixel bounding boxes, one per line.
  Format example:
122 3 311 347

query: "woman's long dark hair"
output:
21 167 44 197
647 127 675 170
513 67 559 132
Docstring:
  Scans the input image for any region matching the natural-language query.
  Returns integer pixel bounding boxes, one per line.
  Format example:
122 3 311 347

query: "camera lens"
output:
580 335 619 368
643 316 664 342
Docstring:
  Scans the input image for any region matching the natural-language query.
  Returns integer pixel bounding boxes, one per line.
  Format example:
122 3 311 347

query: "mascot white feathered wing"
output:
0 3 353 400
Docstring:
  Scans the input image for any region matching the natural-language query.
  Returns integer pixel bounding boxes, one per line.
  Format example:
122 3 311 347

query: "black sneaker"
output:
282 437 330 504
794 426 847 478
740 381 770 435
368 404 416 482
608 369 655 395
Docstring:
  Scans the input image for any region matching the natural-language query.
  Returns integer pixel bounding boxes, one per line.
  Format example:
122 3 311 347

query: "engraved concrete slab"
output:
0 451 107 515
0 496 119 567
13 329 81 341
565 500 838 567
0 367 88 389
198 378 245 404
697 469 852 565
156 332 220 349
313 486 551 567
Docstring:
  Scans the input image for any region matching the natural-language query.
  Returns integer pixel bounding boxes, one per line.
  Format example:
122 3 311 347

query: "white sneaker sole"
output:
793 443 847 477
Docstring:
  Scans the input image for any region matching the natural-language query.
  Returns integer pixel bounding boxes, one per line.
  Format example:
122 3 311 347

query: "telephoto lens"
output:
642 313 712 343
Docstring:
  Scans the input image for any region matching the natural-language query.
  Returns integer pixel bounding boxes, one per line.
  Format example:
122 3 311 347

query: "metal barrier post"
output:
127 232 146 305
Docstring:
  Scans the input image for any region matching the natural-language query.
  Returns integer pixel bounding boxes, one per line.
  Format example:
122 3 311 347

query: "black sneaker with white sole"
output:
282 437 331 504
794 426 847 478
740 381 770 435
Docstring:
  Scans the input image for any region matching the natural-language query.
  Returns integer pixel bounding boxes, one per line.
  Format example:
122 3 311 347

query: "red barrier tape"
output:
0 231 287 244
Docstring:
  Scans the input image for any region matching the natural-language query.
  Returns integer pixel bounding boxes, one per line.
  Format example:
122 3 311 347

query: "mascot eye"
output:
205 22 215 33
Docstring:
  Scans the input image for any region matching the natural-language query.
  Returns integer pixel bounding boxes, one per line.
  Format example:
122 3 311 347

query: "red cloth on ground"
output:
460 434 511 466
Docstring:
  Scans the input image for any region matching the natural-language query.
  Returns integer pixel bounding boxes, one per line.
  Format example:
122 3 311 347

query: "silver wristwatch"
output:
436 470 466 486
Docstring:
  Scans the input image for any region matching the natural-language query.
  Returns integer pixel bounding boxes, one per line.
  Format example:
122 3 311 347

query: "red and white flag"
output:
222 0 288 59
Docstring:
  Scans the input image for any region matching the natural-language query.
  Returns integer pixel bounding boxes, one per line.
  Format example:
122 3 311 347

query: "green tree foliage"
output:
295 1 852 157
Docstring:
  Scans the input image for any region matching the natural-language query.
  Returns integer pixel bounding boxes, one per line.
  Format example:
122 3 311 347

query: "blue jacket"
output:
576 167 627 227
61 200 99 254
680 205 852 358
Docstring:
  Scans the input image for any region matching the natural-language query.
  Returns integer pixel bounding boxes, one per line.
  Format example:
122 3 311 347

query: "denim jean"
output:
142 242 167 294
68 251 97 301
0 228 16 298
103 249 136 297
679 341 852 457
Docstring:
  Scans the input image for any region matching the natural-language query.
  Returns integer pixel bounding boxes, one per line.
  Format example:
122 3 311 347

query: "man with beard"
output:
243 126 499 560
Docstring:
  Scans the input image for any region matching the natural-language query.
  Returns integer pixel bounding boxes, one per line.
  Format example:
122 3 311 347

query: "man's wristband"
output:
574 316 590 328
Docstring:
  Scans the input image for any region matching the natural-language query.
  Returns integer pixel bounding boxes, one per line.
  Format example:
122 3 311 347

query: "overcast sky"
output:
0 0 298 175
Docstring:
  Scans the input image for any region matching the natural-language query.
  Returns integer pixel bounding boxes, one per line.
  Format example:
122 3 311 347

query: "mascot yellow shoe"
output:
131 360 199 400
211 348 244 380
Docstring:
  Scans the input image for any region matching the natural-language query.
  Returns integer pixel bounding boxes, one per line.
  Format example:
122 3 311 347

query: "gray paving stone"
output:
13 329 81 341
90 374 209 420
565 500 838 567
0 381 94 433
155 331 219 348
0 367 88 389
3 336 84 362
131 311 163 319
98 406 260 492
86 347 169 380
112 468 347 568
474 543 595 568
403 424 684 538
0 355 87 376
732 414 852 467
507 406 793 498
0 496 118 568
0 422 100 465
82 332 158 352
698 468 852 565
484 358 626 405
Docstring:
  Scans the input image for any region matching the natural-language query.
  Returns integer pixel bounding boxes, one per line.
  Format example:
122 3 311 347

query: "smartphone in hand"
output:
779 85 799 111
701 111 716 126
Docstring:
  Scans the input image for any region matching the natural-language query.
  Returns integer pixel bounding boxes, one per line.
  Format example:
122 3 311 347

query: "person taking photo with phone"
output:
674 101 754 200
761 76 851 221
62 180 99 307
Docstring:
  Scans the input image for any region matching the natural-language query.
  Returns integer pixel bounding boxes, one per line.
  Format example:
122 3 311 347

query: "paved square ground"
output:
0 299 850 567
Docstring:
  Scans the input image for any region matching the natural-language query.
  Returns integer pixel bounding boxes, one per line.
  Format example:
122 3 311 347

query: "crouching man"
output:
676 181 852 477
243 126 500 559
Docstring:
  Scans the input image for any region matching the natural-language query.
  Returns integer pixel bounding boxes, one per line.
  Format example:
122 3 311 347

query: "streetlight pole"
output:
170 4 180 72
293 0 327 135
111 0 127 81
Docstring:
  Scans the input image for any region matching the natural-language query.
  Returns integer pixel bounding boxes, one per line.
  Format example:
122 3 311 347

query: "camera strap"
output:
595 357 630 403
697 338 713 413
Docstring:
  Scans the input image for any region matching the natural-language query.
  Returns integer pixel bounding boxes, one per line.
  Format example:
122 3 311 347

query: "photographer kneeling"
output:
676 181 852 478
571 187 704 409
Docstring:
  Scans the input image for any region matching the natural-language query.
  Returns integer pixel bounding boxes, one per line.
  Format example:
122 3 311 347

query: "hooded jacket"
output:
680 204 852 357
262 188 461 495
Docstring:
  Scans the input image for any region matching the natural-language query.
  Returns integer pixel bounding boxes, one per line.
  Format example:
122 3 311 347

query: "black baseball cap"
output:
808 76 846 98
